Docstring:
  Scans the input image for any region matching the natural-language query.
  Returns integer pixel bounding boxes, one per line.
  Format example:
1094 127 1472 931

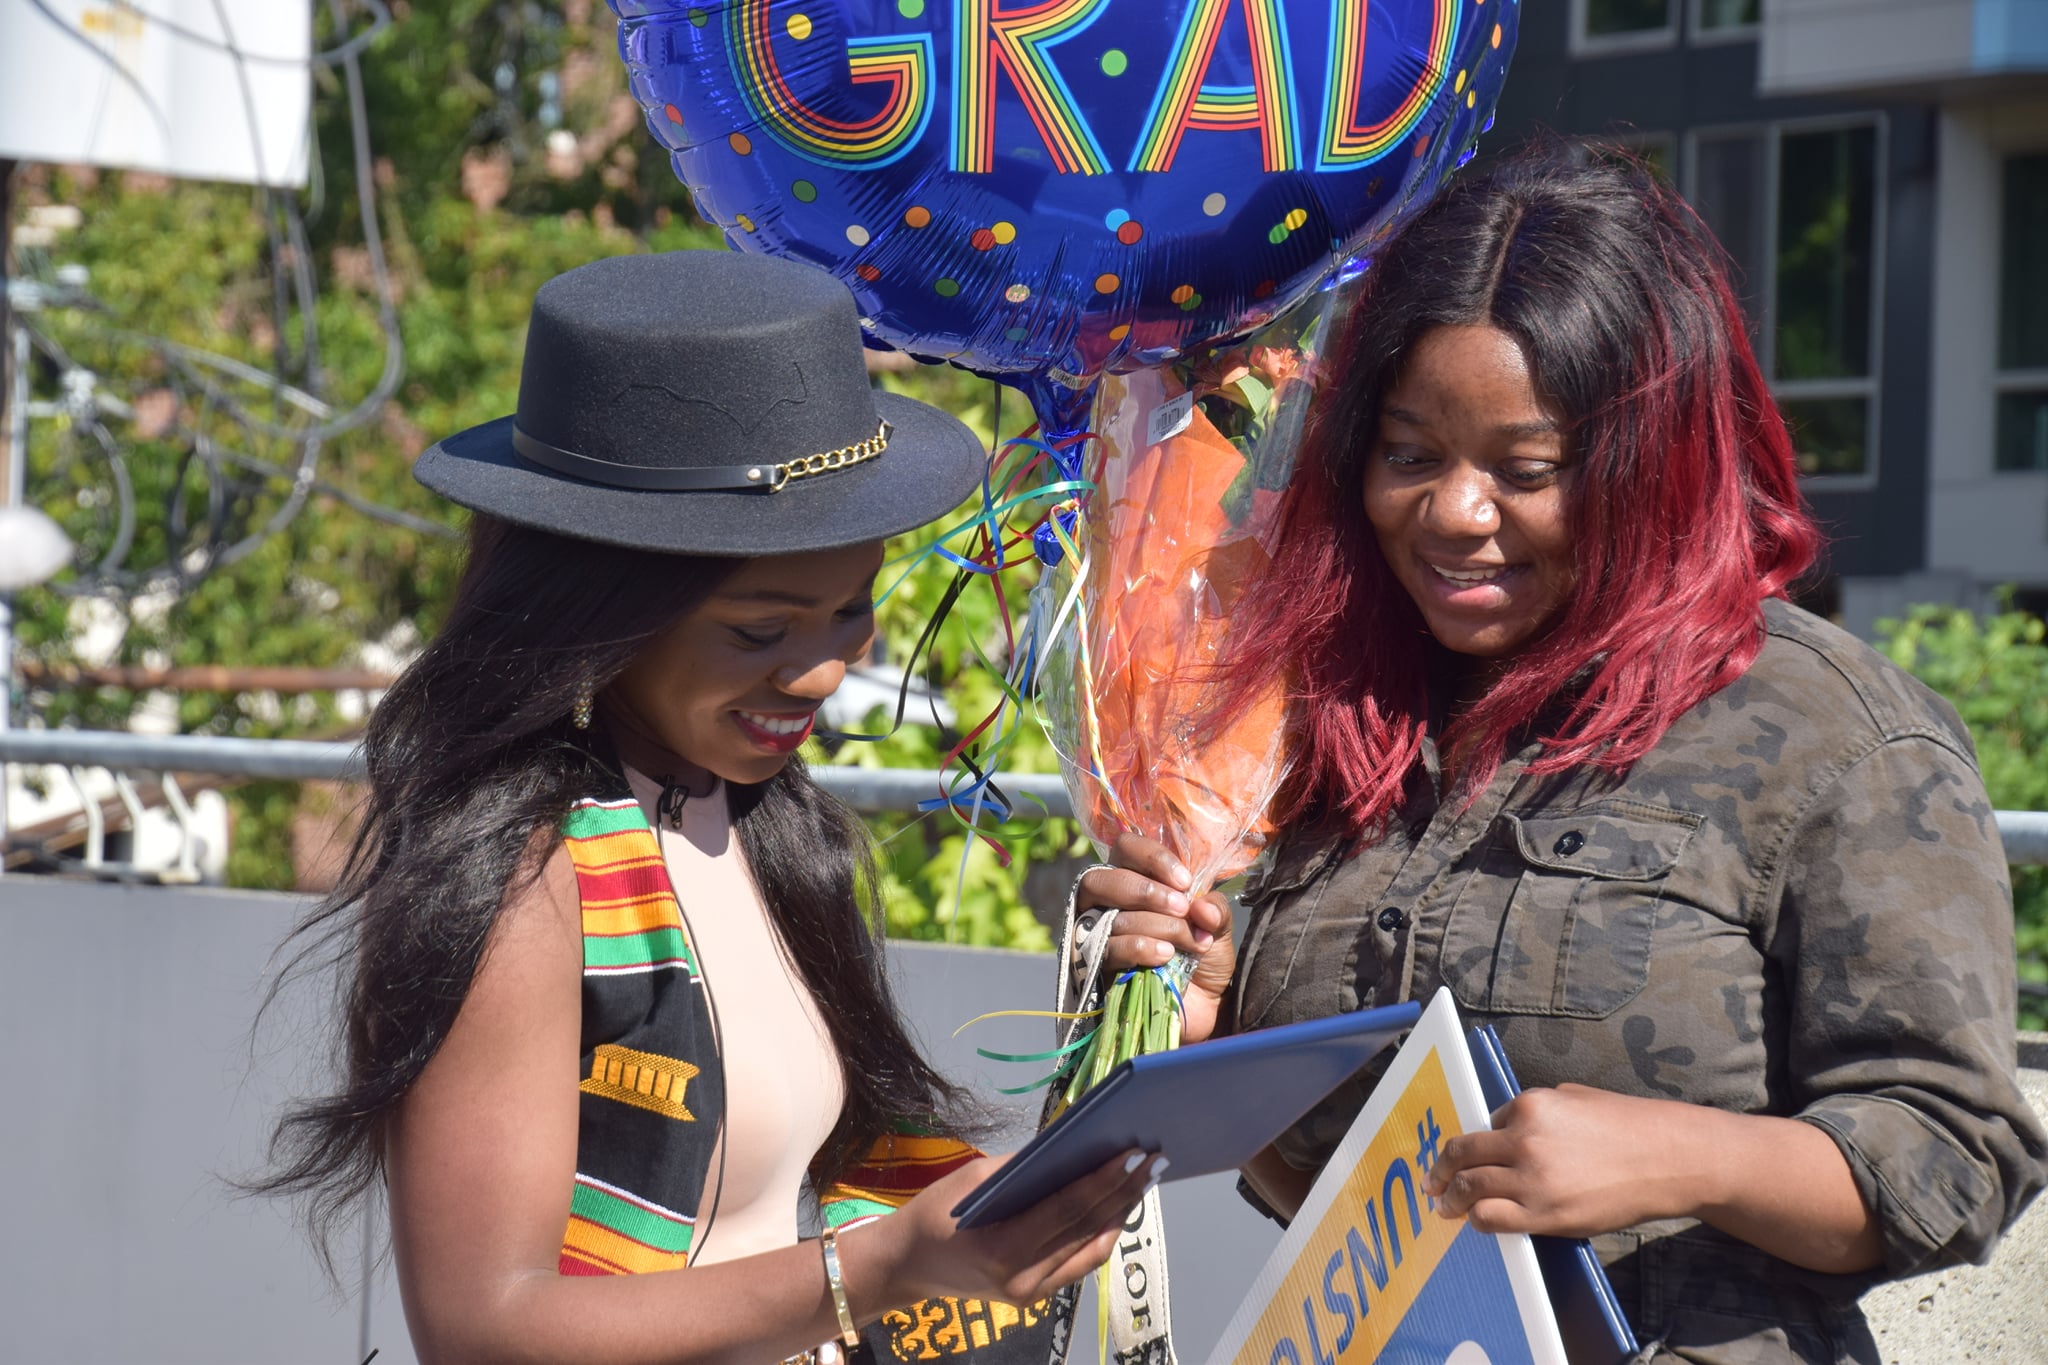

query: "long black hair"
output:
258 514 975 1263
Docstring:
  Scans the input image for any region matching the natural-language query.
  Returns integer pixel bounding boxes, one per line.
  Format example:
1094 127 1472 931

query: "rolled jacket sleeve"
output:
1770 733 2048 1274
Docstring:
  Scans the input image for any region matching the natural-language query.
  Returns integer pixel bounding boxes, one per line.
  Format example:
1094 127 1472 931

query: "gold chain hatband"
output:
767 420 891 491
510 419 891 493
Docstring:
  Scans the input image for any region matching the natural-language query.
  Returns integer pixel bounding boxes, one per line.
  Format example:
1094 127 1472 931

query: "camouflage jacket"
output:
1230 599 2048 1365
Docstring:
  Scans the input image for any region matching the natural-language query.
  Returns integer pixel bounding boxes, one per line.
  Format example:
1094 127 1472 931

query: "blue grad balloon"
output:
612 0 1518 385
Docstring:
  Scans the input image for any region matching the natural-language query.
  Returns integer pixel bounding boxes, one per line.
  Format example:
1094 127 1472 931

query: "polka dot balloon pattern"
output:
612 0 1518 382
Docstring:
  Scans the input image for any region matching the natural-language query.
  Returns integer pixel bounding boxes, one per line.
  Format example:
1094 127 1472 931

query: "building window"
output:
1687 120 1884 479
1574 0 1677 52
1693 130 1769 335
1692 0 1760 39
1997 152 2048 472
1776 125 1879 477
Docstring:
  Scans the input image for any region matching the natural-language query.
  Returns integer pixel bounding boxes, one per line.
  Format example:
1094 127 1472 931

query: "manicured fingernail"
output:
1148 1156 1170 1182
1124 1151 1146 1174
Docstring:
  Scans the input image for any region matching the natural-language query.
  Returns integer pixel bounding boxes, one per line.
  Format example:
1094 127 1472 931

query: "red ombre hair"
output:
1221 147 1821 840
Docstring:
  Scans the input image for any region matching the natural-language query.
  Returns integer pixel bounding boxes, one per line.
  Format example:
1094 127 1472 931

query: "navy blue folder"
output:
950 1001 1423 1229
1466 1024 1641 1365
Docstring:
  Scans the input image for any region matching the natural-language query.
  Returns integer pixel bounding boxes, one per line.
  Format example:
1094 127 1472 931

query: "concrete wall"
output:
1925 96 2048 597
0 879 1278 1365
1 877 2039 1364
1862 1037 2048 1362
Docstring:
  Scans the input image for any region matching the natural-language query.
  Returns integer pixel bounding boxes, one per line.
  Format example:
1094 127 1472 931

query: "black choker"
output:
598 716 718 830
654 775 716 831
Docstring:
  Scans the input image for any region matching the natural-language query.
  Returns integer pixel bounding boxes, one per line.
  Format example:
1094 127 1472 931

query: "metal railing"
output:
0 729 1074 880
4 727 2048 872
0 729 1074 810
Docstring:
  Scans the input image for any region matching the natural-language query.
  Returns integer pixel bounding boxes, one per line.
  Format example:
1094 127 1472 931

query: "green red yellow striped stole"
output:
562 1172 695 1276
557 792 722 1276
822 1133 1062 1360
551 782 1067 1361
818 1130 983 1229
561 796 698 977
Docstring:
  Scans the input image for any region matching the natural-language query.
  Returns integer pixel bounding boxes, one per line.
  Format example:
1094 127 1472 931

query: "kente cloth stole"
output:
555 785 1069 1364
559 792 718 1276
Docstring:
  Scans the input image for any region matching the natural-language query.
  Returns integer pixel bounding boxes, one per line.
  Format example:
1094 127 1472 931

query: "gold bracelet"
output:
819 1225 859 1348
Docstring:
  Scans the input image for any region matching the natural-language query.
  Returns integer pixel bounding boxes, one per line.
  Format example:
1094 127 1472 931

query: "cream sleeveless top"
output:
622 766 846 1265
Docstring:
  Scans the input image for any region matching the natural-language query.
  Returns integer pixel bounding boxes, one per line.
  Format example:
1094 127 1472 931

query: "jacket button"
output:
1376 906 1407 932
1553 830 1586 856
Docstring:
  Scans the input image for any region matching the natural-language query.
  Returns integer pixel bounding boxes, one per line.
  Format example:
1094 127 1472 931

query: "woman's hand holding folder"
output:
1423 1081 1886 1274
873 1147 1165 1309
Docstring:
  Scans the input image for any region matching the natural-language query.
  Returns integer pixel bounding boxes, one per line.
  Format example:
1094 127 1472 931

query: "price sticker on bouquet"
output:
1146 389 1197 447
1208 990 1568 1365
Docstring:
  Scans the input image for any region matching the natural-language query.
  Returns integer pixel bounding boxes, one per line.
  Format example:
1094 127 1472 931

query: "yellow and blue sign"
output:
1210 990 1566 1365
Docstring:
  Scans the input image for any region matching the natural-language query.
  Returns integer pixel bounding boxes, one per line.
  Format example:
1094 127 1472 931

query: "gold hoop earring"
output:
571 683 594 730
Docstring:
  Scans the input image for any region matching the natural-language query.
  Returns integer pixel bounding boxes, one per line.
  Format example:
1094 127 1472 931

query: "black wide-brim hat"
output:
415 251 988 555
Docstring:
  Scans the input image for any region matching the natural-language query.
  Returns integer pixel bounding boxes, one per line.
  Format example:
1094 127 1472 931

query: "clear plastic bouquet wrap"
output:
1032 284 1348 1110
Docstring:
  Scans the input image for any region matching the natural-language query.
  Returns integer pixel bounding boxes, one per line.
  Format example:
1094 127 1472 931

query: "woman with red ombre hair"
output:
1078 149 2046 1363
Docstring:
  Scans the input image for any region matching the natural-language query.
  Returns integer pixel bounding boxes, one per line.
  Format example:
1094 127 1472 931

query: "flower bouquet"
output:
1033 283 1348 1110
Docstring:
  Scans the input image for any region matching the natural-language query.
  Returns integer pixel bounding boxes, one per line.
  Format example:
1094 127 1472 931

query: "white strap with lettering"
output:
1052 872 1179 1365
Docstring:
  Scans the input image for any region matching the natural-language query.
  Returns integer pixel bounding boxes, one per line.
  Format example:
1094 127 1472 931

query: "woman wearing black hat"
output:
260 251 1156 1364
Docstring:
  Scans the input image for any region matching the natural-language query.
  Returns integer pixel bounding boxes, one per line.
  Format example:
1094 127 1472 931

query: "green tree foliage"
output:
1879 601 2048 1029
7 1 1075 948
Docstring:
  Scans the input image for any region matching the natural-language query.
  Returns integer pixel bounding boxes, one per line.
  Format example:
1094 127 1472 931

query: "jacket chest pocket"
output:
1440 805 1701 1019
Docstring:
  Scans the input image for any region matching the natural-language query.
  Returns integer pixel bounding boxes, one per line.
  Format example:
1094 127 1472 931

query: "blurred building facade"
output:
1488 0 2048 638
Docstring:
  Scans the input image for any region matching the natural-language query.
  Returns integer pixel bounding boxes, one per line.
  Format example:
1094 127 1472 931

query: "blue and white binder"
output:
1466 1024 1640 1365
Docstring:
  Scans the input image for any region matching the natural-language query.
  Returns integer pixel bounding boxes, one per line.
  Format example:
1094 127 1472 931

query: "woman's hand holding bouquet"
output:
1073 832 1237 1046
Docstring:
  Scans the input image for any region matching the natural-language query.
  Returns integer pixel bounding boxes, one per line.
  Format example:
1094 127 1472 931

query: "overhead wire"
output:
154 0 404 450
11 0 436 602
201 0 327 573
107 0 395 68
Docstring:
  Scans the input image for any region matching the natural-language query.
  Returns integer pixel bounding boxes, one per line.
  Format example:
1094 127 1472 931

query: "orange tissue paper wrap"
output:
1064 377 1287 891
1035 285 1341 897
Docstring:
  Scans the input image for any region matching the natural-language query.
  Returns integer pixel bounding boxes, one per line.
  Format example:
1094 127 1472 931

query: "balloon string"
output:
926 417 1048 919
950 1005 1104 1035
821 401 1101 922
1047 509 1133 833
957 429 1096 799
826 457 1086 757
973 1031 1098 1066
929 417 1088 907
917 429 1096 859
876 475 1090 597
996 1068 1074 1097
